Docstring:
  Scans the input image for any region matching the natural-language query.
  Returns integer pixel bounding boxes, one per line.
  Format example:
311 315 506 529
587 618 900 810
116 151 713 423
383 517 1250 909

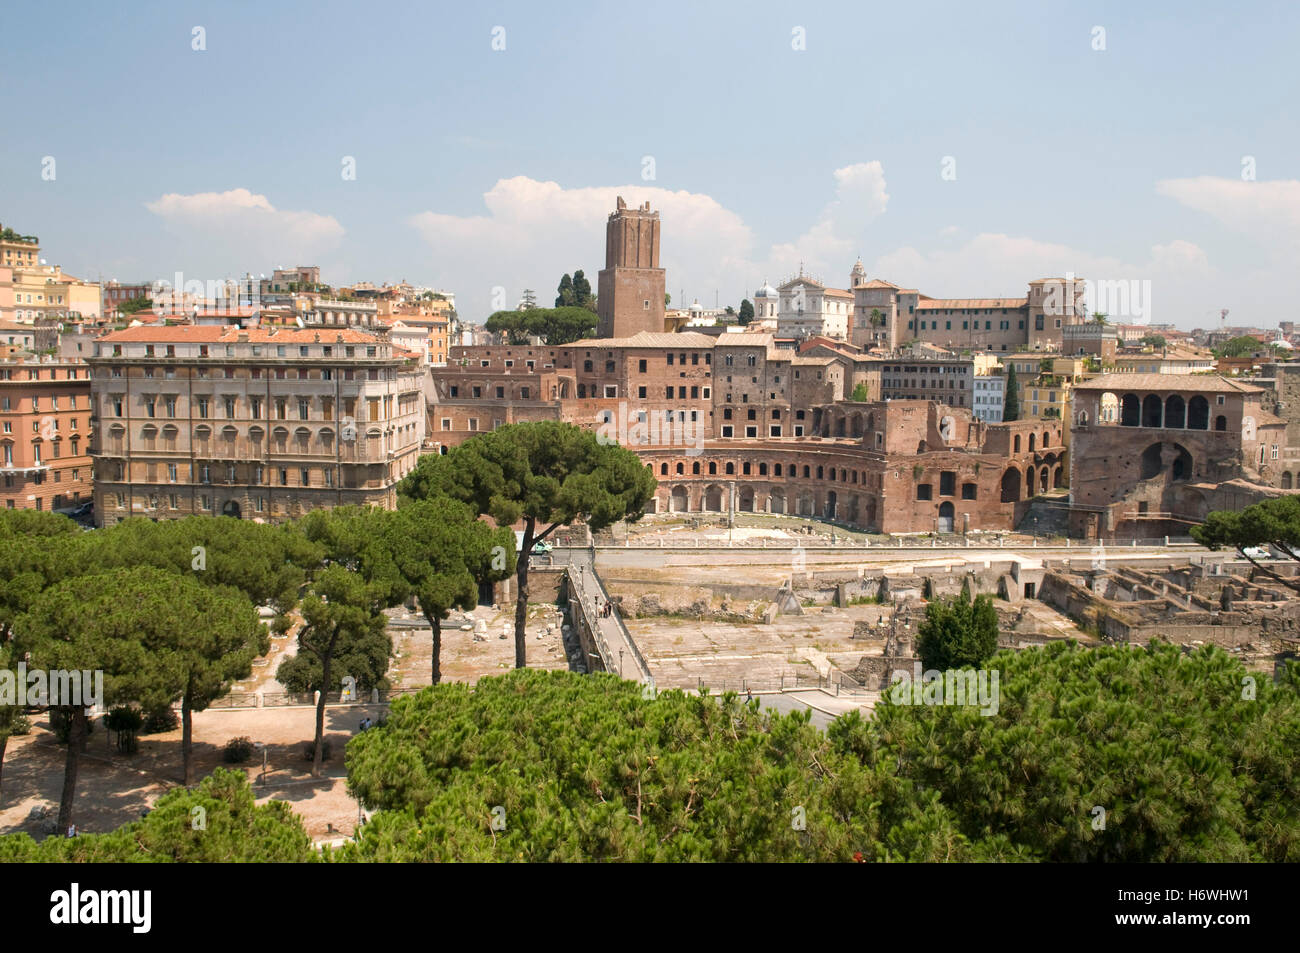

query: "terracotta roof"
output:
97 325 381 344
561 331 717 349
1073 373 1263 394
714 332 777 347
916 298 1029 309
854 279 899 290
823 288 854 298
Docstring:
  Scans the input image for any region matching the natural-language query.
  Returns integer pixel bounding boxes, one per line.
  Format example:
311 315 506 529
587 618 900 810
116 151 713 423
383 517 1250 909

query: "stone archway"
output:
769 487 786 514
738 486 755 512
222 500 242 519
938 501 955 533
1000 467 1021 503
670 485 689 512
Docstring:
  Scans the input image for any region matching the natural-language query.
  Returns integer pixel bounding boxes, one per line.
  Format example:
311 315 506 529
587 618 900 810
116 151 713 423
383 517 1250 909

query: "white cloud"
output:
409 176 756 316
410 164 891 319
766 161 888 277
1156 176 1300 251
145 188 344 269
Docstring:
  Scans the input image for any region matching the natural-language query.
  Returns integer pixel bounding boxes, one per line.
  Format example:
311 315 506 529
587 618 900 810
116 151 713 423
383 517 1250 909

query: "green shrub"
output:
141 705 178 735
105 706 144 754
223 736 256 764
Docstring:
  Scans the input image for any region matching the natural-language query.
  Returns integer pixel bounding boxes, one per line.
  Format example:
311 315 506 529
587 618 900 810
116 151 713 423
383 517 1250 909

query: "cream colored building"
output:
1 228 101 322
87 324 425 525
776 274 852 340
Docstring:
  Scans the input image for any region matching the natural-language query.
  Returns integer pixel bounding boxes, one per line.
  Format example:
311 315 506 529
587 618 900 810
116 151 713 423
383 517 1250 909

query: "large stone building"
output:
1067 374 1284 539
87 325 424 526
597 198 666 339
428 328 1063 534
0 353 94 512
851 275 1088 353
0 227 100 323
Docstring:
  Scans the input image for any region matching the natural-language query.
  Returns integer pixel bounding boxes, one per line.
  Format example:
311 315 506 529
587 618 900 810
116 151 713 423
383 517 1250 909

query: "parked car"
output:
514 531 552 556
1241 546 1270 560
71 502 93 517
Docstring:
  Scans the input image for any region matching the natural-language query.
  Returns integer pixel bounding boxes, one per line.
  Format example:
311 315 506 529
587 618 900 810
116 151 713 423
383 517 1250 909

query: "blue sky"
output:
3 0 1298 327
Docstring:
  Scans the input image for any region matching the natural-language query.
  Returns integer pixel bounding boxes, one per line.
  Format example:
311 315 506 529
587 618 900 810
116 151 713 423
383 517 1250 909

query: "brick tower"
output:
597 197 666 339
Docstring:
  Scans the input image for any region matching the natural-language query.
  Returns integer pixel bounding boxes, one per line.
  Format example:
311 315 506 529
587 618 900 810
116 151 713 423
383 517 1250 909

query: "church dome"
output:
754 281 778 298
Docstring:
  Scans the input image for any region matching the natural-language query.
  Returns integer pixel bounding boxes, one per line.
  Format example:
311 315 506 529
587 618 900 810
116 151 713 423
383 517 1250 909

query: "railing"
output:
580 536 1199 551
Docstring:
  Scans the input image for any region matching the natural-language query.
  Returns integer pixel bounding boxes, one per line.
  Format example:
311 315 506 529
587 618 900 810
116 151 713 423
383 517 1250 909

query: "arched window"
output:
1120 394 1140 426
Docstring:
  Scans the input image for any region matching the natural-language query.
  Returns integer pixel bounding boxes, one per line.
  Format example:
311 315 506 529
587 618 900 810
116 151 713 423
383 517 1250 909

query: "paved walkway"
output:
554 548 652 684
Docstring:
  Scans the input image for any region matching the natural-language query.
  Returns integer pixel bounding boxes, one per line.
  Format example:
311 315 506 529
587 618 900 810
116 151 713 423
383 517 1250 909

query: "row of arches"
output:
1109 393 1223 431
656 458 872 485
1011 430 1057 454
658 484 878 527
999 463 1064 502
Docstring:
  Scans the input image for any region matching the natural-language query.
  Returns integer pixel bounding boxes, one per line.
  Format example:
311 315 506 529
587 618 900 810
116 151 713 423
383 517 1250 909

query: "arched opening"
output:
738 486 755 512
725 462 735 475
1164 395 1186 429
843 495 860 524
704 485 724 511
670 485 689 512
850 414 863 437
824 491 838 520
1188 396 1210 430
1171 445 1193 481
1215 415 1227 432
675 462 684 475
1028 433 1036 452
1040 466 1050 492
1140 442 1164 480
692 461 701 475
1041 432 1050 449
1283 472 1294 490
1053 465 1063 488
221 500 242 519
917 440 927 453
835 416 846 437
937 501 955 534
1000 467 1021 503
1013 435 1021 453
865 498 878 530
660 463 669 476
1142 394 1163 428
1025 468 1034 497
769 488 785 514
1121 394 1140 426
797 492 815 516
1099 392 1118 423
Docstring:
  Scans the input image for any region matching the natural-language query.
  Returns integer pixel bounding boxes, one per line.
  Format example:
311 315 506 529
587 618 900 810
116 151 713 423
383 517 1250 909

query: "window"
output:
916 483 933 500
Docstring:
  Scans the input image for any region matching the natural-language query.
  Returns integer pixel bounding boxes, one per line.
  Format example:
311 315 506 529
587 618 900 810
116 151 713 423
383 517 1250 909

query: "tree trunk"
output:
312 641 334 779
429 613 443 685
56 707 86 834
0 732 8 807
181 688 193 786
514 519 533 669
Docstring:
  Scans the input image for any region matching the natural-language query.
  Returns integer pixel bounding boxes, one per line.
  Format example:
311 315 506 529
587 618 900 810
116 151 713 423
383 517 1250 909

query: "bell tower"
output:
597 197 666 338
